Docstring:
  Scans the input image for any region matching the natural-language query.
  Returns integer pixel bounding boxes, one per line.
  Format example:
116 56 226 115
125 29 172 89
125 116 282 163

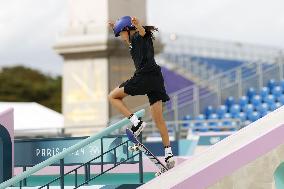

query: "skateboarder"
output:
108 16 175 169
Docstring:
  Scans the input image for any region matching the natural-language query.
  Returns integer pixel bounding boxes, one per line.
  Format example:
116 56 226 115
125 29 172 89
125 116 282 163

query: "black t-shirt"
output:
129 31 160 75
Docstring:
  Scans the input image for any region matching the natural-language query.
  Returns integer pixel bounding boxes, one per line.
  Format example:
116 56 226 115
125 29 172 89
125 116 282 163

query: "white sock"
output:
129 114 140 126
165 146 173 156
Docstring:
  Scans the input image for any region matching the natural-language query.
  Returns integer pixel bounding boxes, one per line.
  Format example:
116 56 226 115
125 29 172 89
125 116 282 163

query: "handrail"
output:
0 109 145 189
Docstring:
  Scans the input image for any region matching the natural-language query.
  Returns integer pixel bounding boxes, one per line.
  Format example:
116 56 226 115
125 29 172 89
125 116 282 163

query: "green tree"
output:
0 65 62 112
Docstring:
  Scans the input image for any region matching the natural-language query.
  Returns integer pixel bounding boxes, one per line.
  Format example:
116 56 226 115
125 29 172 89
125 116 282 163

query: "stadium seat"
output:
251 95 262 106
274 102 281 110
196 114 205 120
256 103 269 117
234 112 247 122
263 95 276 105
260 87 269 98
248 111 261 122
208 113 218 119
222 113 234 130
179 78 284 133
272 86 283 98
247 87 256 99
207 113 219 131
267 79 277 91
182 115 192 127
242 104 254 114
197 123 209 132
269 102 282 111
239 96 248 108
204 106 214 118
225 96 235 108
277 94 284 104
194 114 205 129
280 80 284 89
230 104 241 116
216 105 227 118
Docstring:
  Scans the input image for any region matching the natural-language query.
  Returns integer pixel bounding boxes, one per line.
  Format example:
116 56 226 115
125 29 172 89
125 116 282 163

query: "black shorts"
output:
119 70 170 105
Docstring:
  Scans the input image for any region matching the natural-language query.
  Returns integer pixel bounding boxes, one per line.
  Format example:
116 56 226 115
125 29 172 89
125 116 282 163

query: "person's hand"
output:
131 17 145 36
108 21 115 29
131 17 140 27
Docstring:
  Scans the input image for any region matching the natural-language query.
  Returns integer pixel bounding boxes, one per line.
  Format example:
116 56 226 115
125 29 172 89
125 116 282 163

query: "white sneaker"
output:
130 118 147 136
165 153 175 169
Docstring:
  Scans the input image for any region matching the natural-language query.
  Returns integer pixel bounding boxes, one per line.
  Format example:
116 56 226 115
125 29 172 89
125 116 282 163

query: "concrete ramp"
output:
139 107 284 189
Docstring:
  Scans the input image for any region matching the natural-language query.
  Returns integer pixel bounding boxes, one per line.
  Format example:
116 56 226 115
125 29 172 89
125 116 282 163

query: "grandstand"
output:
2 0 284 188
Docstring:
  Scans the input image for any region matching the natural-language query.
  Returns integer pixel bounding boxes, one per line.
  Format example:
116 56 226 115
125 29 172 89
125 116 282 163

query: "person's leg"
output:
149 100 170 146
108 87 132 117
108 86 146 135
150 100 175 168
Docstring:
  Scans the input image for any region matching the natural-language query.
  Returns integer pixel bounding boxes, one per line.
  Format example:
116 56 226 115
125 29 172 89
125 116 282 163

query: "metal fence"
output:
164 61 284 119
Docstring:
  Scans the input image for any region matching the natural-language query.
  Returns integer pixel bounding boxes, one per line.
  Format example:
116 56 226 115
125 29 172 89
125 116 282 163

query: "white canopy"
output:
0 102 63 131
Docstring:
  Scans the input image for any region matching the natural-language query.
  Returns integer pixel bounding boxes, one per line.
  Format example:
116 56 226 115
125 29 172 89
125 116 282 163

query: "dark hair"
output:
143 26 158 40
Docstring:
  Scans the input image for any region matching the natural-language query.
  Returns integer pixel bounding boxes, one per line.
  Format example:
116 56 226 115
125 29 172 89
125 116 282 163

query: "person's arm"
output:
131 17 146 37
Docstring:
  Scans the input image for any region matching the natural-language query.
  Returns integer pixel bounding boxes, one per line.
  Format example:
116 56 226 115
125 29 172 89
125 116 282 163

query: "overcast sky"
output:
0 0 283 75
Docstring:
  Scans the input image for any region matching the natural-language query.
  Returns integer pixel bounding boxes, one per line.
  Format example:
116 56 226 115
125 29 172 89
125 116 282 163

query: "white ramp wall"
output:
140 106 284 189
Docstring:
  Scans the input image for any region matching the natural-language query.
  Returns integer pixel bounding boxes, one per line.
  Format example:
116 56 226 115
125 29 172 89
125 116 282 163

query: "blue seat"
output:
222 113 234 130
271 86 283 97
225 96 235 108
194 114 207 132
260 87 269 98
280 80 284 89
194 114 205 127
239 96 248 108
276 102 282 109
269 103 276 111
248 111 261 122
267 79 277 91
263 95 276 105
242 104 254 114
251 95 262 106
247 88 256 99
182 115 192 127
256 103 269 117
208 114 220 131
234 112 247 122
269 102 282 111
204 106 214 119
195 114 205 120
216 105 227 118
223 113 232 119
197 123 209 132
272 86 283 98
230 104 241 116
277 94 284 104
208 113 218 119
260 110 269 117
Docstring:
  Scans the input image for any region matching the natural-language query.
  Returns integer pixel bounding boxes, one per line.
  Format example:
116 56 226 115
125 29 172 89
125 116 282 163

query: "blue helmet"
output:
113 16 136 37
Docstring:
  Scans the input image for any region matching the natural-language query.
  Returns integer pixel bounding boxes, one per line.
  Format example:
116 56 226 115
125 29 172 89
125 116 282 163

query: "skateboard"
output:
126 128 168 176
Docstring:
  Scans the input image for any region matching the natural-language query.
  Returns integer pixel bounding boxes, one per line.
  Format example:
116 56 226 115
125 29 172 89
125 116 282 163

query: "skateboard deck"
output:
126 128 168 176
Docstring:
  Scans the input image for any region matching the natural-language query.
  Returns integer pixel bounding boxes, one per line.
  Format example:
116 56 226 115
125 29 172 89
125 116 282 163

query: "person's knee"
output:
108 90 124 101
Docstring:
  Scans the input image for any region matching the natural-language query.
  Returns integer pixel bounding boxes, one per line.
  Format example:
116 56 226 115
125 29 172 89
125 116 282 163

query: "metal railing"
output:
0 109 145 189
38 135 142 189
143 119 242 140
163 61 284 119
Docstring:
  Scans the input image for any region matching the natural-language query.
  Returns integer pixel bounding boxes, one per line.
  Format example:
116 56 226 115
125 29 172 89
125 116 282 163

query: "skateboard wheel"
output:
155 171 161 177
128 145 139 151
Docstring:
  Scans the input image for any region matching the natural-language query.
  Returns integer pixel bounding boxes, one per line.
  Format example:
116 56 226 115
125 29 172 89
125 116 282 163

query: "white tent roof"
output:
0 102 63 131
